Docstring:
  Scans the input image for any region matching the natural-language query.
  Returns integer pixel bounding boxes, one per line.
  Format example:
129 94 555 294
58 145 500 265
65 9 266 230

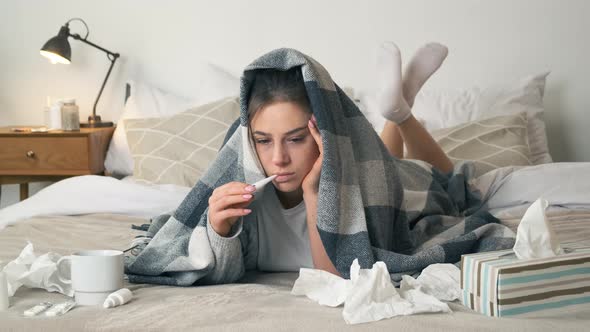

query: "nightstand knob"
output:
26 150 36 158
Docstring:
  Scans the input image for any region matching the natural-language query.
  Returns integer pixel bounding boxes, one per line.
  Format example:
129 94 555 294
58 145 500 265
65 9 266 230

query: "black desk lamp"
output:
40 18 119 127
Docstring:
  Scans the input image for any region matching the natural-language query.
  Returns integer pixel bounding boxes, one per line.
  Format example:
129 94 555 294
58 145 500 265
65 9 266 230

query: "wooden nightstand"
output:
0 127 114 201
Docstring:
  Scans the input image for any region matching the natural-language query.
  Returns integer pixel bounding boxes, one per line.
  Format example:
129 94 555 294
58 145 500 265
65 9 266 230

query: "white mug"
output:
57 250 124 306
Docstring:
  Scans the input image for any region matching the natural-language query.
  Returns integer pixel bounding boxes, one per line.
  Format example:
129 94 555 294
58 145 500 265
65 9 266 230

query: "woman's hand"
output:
208 182 255 237
302 115 323 195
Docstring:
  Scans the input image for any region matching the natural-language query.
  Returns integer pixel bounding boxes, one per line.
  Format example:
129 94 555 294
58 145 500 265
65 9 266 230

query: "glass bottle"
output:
61 98 80 131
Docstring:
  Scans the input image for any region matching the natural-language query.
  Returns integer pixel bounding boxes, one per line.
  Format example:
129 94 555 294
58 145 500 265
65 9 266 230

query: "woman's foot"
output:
375 41 412 124
402 42 448 107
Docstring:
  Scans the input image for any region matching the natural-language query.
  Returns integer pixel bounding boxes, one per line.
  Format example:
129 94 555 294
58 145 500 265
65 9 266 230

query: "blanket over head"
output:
124 48 515 286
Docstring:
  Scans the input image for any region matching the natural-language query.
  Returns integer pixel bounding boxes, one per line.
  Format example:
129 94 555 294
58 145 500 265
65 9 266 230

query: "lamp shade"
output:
40 25 71 64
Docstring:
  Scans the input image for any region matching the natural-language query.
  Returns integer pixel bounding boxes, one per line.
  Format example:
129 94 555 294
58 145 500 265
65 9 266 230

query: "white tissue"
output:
292 259 460 324
400 263 462 302
1 242 73 297
289 268 350 307
513 197 563 259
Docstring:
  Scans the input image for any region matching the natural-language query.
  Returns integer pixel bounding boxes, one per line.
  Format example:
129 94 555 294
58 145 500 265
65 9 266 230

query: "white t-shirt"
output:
256 186 314 272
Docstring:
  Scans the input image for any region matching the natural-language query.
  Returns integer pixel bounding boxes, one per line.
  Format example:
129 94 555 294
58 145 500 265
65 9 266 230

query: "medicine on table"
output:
23 302 53 317
103 288 133 308
45 301 76 317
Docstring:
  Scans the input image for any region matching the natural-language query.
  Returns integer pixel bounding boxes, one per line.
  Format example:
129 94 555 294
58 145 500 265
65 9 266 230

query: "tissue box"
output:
461 248 590 317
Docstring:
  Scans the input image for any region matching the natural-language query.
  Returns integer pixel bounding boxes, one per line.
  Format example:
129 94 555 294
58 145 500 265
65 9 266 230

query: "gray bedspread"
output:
1 213 589 331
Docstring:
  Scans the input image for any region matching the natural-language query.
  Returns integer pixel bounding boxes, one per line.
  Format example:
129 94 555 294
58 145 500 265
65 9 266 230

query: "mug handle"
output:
56 256 72 284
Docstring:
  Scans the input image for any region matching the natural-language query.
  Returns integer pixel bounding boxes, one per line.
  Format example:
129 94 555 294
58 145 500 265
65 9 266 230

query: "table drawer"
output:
0 136 89 175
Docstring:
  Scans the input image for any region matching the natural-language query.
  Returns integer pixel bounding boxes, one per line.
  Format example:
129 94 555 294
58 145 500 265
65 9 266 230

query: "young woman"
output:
206 42 454 276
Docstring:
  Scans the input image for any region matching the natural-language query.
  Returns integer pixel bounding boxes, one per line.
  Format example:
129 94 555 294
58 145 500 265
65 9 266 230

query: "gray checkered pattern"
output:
125 48 515 286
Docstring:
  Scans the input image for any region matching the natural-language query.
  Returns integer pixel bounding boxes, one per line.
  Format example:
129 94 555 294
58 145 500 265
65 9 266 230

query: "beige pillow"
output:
124 97 240 187
431 112 533 177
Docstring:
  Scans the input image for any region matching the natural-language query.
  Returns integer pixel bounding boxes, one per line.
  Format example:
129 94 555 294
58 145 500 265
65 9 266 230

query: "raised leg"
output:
396 115 453 173
380 121 404 158
376 42 453 173
374 42 408 158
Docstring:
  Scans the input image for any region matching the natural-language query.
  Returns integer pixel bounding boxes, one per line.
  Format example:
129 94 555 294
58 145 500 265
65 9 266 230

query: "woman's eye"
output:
289 137 304 143
255 139 270 145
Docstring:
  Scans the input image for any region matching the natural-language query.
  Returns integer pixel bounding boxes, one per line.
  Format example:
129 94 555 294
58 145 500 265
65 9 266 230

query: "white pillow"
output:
359 72 552 165
191 63 242 105
104 64 240 176
412 72 551 165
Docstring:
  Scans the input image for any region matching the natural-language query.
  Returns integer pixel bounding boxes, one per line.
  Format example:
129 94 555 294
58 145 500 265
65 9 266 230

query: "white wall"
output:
1 0 589 208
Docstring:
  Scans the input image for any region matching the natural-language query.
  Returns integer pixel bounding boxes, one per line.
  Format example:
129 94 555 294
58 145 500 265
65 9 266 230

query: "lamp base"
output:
80 115 114 128
80 121 114 128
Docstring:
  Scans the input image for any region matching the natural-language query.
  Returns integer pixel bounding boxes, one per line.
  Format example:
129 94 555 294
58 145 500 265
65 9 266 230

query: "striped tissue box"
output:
461 248 590 317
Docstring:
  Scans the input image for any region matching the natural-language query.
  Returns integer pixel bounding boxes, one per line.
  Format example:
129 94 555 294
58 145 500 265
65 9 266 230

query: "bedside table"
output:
0 127 114 201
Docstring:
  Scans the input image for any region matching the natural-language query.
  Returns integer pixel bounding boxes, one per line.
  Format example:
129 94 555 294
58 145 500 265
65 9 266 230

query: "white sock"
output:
402 42 448 107
375 42 412 124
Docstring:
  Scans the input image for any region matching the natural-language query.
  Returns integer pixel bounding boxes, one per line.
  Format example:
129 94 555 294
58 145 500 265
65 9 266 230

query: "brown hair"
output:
247 68 311 125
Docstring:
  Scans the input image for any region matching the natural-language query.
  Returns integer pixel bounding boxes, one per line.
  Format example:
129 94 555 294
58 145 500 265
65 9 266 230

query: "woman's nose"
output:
272 144 290 165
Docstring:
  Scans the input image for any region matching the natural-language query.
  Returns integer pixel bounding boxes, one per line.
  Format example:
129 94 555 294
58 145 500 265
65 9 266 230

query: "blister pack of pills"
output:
23 300 76 317
44 301 76 317
23 302 53 317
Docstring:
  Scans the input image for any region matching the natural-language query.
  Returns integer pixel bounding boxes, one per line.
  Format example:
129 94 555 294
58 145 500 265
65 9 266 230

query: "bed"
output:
1 65 590 330
1 210 590 331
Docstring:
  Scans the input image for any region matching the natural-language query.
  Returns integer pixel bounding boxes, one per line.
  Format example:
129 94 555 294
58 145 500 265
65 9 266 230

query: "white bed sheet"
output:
471 162 590 219
1 162 589 232
0 175 190 231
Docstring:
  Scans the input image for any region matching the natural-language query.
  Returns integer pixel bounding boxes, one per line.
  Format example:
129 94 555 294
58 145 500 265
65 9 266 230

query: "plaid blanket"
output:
124 48 515 285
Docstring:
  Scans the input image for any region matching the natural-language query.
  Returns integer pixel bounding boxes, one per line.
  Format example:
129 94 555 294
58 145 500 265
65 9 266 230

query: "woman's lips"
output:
275 173 295 182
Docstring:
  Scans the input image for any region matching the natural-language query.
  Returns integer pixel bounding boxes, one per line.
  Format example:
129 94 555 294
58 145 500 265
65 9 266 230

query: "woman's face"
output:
250 101 319 194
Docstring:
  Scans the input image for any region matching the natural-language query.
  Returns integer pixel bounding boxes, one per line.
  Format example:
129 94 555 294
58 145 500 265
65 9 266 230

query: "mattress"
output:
1 213 590 331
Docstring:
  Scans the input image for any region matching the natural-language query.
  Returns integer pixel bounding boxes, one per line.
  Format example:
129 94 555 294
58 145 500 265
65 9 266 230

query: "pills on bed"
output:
23 302 53 317
44 300 76 317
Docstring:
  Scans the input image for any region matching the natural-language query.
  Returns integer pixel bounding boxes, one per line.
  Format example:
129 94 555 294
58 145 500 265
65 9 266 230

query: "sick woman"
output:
125 43 514 285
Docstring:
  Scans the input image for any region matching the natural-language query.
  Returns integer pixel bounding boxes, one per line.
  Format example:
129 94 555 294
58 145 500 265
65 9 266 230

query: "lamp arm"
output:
92 54 118 118
70 33 119 58
69 33 120 119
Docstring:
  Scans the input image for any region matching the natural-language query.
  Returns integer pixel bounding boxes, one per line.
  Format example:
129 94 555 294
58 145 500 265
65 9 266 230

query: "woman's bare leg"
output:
380 121 404 158
380 117 453 173
396 115 453 173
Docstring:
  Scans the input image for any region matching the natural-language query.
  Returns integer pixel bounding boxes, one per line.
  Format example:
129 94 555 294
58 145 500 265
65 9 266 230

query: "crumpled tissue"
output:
1 242 73 297
291 259 461 324
513 197 563 259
